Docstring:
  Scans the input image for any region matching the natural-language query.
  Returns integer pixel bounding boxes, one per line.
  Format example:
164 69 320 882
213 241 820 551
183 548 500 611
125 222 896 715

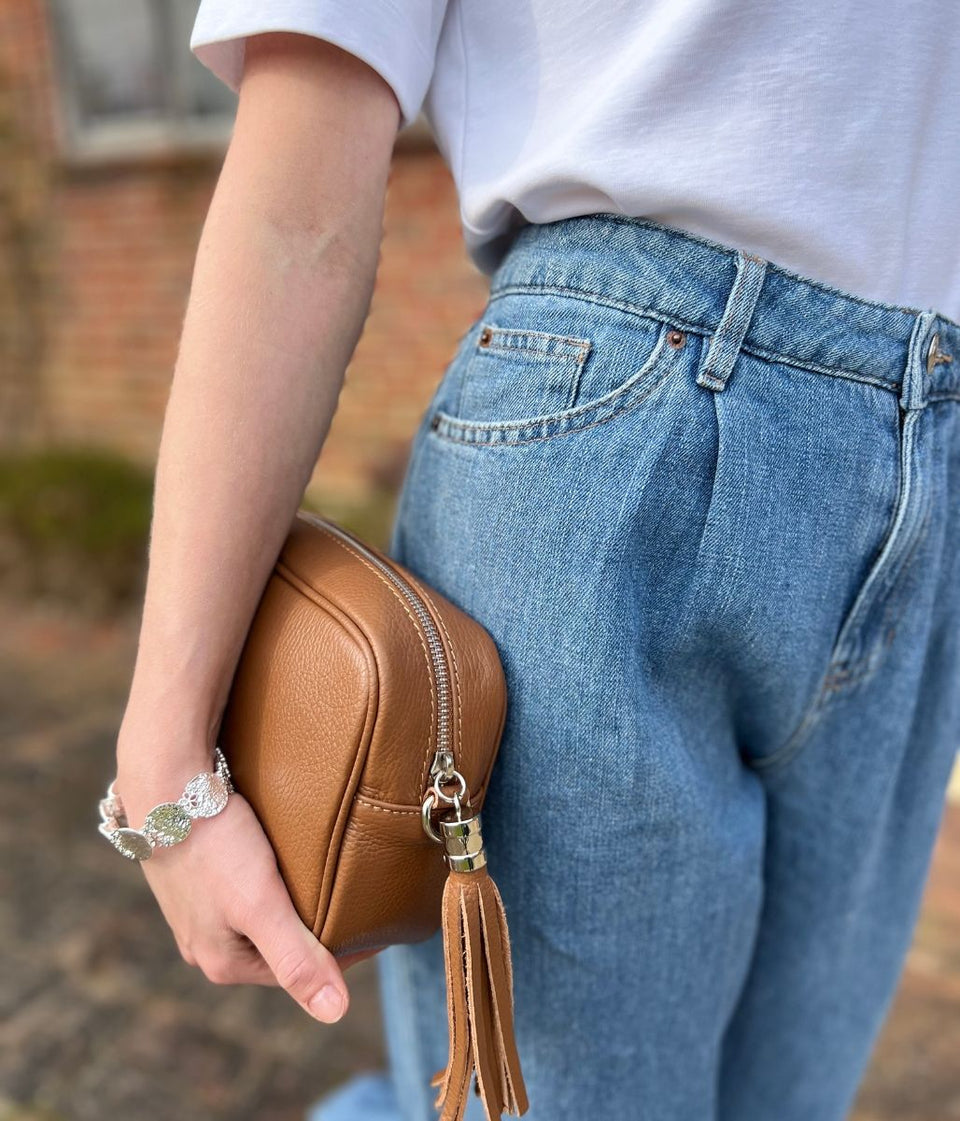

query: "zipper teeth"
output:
301 515 451 758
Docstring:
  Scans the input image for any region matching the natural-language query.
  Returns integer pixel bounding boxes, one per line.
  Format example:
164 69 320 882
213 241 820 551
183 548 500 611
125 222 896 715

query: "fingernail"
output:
309 984 345 1023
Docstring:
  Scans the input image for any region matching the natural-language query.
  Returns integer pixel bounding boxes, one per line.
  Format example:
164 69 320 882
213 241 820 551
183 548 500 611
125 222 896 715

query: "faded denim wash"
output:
310 213 960 1121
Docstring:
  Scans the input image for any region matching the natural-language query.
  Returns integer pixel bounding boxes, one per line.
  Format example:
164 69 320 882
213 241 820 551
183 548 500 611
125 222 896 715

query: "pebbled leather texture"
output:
218 510 509 958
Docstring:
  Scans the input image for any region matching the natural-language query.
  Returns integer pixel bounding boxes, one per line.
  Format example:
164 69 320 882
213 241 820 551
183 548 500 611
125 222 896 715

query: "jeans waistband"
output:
488 213 960 409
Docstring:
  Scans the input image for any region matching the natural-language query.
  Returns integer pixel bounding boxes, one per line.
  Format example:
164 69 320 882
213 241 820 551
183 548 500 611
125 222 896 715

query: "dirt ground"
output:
1 597 958 1121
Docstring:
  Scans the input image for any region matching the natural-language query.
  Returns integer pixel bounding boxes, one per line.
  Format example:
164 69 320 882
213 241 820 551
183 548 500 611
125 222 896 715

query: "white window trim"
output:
47 0 436 167
47 0 235 165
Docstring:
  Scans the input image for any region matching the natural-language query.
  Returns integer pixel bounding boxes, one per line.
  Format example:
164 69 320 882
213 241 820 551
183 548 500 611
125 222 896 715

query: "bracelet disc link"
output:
109 827 154 861
142 802 193 846
178 771 230 818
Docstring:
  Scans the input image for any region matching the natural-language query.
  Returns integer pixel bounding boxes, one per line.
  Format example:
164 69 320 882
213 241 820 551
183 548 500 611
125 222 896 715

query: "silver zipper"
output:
299 513 455 791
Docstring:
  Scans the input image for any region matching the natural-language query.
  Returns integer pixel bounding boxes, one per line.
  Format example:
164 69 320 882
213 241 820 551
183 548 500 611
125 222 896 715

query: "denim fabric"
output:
307 214 960 1121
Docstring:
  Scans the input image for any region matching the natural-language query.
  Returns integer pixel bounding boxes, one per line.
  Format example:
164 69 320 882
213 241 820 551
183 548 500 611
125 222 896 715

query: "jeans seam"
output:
826 408 930 672
748 677 835 775
487 283 904 393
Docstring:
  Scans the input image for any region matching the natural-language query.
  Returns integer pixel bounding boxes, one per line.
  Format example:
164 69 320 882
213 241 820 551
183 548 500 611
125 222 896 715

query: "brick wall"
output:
0 0 58 444
0 0 490 508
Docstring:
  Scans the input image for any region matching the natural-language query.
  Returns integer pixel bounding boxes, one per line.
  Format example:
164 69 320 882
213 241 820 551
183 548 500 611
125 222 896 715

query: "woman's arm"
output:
113 31 402 1022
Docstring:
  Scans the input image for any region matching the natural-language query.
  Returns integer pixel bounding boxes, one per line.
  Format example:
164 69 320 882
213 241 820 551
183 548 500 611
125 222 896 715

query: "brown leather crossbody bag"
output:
217 509 528 1121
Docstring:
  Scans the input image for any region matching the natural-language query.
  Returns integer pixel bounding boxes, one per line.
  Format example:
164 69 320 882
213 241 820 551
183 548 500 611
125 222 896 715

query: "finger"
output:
242 873 349 1023
190 930 282 987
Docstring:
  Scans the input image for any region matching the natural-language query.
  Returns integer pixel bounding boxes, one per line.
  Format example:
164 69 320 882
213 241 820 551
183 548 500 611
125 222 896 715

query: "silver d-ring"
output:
421 791 443 844
431 769 467 804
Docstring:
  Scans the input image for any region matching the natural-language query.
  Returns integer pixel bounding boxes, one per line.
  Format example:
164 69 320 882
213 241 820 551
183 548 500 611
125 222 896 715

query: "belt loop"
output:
696 251 768 392
902 310 938 412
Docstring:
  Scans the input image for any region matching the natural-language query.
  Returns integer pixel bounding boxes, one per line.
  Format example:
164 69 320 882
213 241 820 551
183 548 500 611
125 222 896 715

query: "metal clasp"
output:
926 332 954 376
420 763 486 871
421 765 468 844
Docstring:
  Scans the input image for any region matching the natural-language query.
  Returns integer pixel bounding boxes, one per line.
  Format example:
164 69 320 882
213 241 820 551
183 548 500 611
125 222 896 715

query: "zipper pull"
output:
430 750 457 781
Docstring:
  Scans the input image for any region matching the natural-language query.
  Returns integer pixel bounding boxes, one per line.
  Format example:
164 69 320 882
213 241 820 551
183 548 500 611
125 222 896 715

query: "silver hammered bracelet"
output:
98 745 235 861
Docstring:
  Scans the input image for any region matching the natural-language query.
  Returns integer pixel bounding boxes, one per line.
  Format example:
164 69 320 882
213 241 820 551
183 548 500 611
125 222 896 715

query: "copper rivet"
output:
479 326 493 346
667 329 686 349
430 413 440 429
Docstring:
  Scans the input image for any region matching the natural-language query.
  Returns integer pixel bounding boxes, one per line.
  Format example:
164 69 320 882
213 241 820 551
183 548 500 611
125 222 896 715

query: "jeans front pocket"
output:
428 291 690 448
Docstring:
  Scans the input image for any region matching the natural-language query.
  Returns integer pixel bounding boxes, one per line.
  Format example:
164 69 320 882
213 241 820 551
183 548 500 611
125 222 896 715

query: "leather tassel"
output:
430 864 529 1121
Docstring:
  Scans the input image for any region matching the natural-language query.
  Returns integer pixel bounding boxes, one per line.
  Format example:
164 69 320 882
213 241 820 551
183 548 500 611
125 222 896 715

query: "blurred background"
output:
0 2 957 1119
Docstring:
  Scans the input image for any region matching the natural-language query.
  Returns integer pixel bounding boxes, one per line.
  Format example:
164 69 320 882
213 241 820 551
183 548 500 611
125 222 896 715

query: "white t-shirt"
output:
190 1 960 320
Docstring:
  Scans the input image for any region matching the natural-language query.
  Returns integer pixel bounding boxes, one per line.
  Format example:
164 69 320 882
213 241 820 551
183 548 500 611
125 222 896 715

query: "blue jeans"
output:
309 214 960 1121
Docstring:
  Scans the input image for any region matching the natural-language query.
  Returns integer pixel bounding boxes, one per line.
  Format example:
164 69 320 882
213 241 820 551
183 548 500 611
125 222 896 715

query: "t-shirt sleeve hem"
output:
189 14 434 130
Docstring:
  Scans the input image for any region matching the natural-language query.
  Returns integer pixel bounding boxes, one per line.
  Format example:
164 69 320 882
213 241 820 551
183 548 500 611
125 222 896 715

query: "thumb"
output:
245 875 349 1023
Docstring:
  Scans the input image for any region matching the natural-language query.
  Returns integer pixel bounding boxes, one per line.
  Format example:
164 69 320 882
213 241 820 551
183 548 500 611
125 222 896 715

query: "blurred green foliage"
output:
0 1099 65 1121
0 445 404 617
0 446 153 615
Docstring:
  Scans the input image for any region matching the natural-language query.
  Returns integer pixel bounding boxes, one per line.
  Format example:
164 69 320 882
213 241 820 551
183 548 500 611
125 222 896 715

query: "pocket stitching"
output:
823 406 930 679
477 323 593 361
431 321 677 445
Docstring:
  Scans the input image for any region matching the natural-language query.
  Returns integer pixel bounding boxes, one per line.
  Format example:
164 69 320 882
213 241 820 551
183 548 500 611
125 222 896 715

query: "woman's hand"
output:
115 754 374 1024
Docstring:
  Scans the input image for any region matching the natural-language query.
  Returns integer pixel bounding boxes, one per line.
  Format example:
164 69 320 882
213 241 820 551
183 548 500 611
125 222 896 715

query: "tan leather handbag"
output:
217 509 528 1121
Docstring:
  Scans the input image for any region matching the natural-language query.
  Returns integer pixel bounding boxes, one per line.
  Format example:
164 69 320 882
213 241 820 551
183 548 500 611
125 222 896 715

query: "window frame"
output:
47 0 236 165
46 0 435 166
